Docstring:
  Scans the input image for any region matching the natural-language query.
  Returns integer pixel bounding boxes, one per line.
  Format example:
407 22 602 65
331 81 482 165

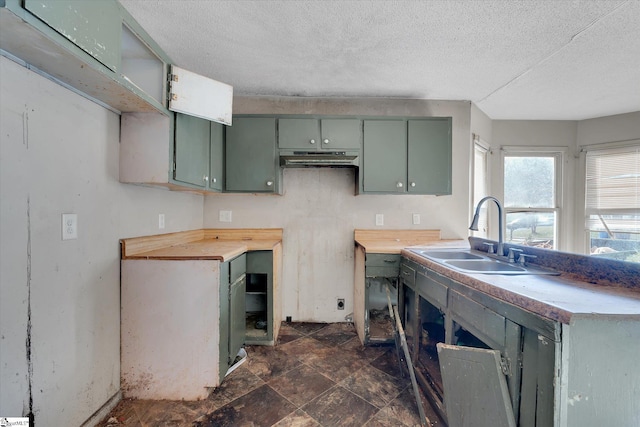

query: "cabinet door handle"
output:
384 259 396 263
410 182 416 187
310 139 316 144
323 138 330 144
212 177 217 183
397 182 404 188
203 175 209 182
266 180 273 187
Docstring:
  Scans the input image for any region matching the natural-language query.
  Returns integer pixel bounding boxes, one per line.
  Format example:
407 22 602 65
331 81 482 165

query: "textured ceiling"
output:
119 0 640 120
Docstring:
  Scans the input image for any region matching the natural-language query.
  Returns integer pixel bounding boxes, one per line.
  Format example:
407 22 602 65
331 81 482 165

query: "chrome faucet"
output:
469 196 505 256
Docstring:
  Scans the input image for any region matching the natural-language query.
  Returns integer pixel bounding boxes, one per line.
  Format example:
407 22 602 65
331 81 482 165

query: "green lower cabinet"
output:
219 254 246 382
226 117 280 193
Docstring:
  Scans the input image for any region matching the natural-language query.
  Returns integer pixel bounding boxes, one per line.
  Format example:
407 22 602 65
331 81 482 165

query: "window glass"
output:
504 156 555 208
503 153 559 249
585 146 640 263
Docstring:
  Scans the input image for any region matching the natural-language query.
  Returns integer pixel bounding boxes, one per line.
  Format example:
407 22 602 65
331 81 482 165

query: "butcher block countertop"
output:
402 241 640 324
121 229 282 262
354 229 453 253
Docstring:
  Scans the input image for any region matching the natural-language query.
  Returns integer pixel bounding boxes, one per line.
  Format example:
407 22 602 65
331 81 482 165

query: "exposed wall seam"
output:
26 196 34 425
477 1 631 105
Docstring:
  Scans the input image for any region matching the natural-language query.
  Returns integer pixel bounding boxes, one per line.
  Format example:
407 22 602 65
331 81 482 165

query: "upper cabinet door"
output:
278 119 320 150
408 118 452 195
209 122 224 192
174 113 210 188
320 119 361 150
169 65 233 126
363 120 407 193
25 0 121 72
437 343 516 427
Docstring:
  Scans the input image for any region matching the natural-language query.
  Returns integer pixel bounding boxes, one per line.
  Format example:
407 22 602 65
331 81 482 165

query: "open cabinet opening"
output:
246 272 268 341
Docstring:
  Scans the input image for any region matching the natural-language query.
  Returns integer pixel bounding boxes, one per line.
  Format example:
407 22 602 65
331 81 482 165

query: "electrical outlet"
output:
412 213 421 225
62 214 78 240
159 214 165 229
219 210 232 222
375 214 384 226
337 298 345 310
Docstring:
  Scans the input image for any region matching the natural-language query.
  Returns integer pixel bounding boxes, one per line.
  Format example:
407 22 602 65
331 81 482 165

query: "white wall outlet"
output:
413 213 421 225
219 210 232 222
375 214 384 226
159 214 165 229
62 213 78 240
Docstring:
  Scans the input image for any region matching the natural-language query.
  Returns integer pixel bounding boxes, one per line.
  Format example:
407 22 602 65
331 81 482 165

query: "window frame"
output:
471 135 491 238
500 146 566 249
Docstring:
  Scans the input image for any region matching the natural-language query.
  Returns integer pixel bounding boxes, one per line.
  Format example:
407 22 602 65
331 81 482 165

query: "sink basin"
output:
410 249 560 275
444 259 526 273
412 250 485 260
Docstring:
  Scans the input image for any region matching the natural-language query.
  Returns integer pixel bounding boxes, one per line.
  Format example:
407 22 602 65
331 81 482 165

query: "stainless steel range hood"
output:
279 151 359 168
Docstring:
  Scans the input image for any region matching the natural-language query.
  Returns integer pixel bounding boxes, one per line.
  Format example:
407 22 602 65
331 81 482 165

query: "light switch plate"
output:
219 210 232 222
375 214 384 226
62 214 78 240
413 213 421 225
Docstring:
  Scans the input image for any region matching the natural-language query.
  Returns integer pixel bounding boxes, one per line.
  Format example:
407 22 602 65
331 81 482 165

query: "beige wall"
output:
204 97 472 322
0 57 204 425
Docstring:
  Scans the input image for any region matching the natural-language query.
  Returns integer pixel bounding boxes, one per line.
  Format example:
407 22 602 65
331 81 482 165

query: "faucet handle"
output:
483 242 495 254
507 248 523 262
518 254 537 266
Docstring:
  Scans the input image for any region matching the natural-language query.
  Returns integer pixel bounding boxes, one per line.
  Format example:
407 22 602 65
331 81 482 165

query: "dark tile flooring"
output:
100 322 442 427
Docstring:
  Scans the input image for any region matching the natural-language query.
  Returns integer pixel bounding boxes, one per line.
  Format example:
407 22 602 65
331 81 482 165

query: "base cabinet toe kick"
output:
398 256 640 427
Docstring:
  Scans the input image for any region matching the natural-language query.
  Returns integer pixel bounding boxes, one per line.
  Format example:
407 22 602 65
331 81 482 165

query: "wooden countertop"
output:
403 245 640 324
121 229 282 262
354 229 446 253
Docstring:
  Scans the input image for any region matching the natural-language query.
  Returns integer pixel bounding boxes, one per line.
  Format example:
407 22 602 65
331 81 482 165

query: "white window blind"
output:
585 145 640 232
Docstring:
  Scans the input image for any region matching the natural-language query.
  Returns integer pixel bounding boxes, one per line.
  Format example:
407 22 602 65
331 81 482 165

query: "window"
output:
502 149 563 249
471 137 490 238
585 145 640 263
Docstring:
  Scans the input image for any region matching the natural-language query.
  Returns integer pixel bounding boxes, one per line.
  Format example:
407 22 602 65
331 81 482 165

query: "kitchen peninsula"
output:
120 229 282 400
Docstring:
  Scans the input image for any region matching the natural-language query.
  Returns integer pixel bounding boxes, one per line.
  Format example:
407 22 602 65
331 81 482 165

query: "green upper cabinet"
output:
361 118 452 195
174 113 210 188
24 0 121 72
362 120 407 193
408 118 452 195
209 122 224 192
226 118 280 193
279 118 361 151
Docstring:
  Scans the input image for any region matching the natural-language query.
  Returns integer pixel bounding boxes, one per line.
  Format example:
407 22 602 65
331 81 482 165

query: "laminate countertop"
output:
402 242 640 324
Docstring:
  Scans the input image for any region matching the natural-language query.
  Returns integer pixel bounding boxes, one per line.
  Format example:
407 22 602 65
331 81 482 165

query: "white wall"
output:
0 57 204 425
204 97 472 322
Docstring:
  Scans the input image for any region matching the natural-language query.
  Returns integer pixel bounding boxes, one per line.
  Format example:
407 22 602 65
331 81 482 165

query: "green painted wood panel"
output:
363 120 407 192
226 118 278 192
437 344 516 427
174 113 209 188
229 274 246 366
278 118 320 150
218 261 230 382
320 119 361 150
25 0 121 72
209 122 224 192
408 119 452 195
450 289 506 350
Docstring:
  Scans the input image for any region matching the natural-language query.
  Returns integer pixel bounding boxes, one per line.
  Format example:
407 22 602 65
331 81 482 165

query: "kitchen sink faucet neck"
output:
469 196 505 257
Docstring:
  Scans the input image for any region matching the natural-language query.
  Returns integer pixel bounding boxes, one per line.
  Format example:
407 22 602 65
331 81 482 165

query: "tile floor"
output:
100 322 443 427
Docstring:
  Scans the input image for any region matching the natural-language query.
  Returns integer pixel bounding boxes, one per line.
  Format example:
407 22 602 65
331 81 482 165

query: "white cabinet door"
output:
169 65 233 125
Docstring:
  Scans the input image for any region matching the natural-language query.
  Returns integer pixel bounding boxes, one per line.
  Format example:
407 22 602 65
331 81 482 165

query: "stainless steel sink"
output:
410 249 560 275
412 250 485 260
444 259 526 273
